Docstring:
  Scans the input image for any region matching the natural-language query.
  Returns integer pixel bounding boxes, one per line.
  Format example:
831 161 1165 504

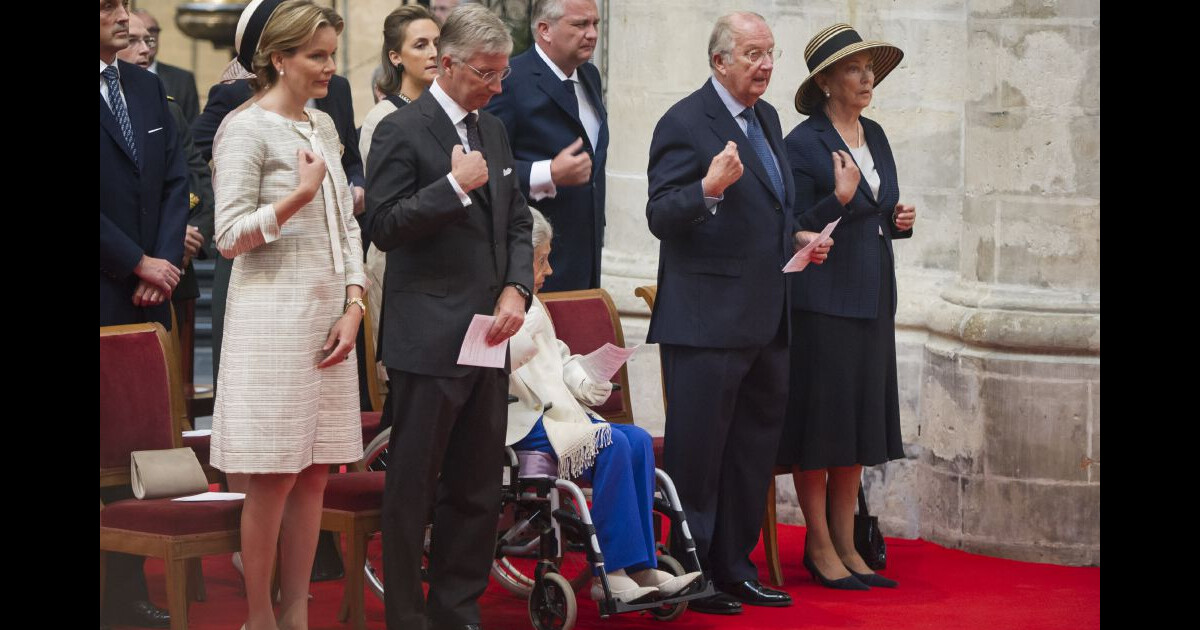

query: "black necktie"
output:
464 112 485 161
563 78 580 119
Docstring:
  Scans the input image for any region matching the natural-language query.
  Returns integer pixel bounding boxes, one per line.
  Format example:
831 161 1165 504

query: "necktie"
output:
102 65 138 164
741 107 783 202
562 78 580 119
464 112 486 161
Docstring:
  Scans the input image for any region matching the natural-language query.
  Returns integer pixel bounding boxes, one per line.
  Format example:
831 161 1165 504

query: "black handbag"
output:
854 487 887 570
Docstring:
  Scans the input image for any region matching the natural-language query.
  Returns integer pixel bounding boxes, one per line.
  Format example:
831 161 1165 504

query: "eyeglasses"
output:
742 48 781 64
128 36 157 49
460 60 511 84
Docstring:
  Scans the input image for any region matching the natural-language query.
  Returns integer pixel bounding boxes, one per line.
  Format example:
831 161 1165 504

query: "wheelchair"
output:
357 410 713 630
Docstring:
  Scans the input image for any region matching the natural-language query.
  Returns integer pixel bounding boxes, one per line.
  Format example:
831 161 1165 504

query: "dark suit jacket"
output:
166 98 214 303
156 61 199 124
364 90 533 378
100 60 189 328
484 49 608 290
784 109 912 319
645 80 796 349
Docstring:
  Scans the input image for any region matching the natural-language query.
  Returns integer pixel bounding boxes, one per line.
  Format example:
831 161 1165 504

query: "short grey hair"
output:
530 0 567 32
708 11 765 69
529 206 554 250
438 3 512 70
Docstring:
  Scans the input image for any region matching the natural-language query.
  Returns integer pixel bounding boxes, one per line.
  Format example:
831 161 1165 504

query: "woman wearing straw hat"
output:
777 23 914 591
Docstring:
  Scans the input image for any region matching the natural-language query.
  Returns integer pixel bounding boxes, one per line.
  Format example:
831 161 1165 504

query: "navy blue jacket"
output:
485 48 608 290
646 80 797 349
784 109 912 319
99 60 189 328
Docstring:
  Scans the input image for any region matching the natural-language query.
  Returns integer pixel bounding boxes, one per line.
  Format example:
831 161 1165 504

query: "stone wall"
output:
144 0 1099 565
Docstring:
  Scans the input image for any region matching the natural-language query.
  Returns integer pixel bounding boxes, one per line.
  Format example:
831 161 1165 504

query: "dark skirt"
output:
776 238 904 470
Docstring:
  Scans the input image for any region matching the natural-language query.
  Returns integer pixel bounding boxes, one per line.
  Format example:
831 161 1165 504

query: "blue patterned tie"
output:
102 65 138 164
741 107 783 201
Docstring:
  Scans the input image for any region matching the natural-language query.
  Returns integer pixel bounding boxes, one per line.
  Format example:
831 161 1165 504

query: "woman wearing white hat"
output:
777 23 914 591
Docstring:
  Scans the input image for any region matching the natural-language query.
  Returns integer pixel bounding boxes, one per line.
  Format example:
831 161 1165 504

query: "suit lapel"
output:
99 95 136 166
533 54 588 143
862 120 890 206
760 105 791 206
702 82 776 202
814 110 878 205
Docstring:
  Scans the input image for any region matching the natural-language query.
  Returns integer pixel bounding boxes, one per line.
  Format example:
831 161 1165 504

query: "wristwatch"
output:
505 282 531 300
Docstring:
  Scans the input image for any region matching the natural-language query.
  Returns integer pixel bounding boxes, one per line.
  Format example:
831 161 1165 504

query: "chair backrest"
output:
633 285 666 410
538 288 634 425
361 292 385 412
99 323 185 488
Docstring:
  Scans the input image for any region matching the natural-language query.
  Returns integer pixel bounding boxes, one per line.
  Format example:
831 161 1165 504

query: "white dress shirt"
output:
429 79 477 207
99 59 127 113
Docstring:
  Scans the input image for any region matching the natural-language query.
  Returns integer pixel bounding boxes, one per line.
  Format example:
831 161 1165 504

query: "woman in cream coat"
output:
505 208 701 603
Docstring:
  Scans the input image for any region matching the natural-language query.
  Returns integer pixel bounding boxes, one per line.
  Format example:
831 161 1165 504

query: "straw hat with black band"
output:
794 23 903 115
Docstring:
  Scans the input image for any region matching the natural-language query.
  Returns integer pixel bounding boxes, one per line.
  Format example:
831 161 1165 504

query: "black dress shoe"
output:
848 568 898 588
717 580 793 607
102 600 171 628
803 554 869 591
687 591 743 615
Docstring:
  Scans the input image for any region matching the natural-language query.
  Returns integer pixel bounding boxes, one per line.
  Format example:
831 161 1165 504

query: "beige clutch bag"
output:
130 447 209 500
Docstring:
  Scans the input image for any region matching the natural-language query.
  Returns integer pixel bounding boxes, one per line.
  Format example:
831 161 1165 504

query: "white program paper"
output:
577 343 641 382
181 429 211 438
783 217 841 273
171 492 246 502
456 314 509 368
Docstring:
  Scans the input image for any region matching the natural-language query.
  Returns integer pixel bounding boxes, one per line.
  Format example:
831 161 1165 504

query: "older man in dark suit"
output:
646 11 831 616
364 5 533 629
99 2 188 626
132 8 200 124
485 0 607 291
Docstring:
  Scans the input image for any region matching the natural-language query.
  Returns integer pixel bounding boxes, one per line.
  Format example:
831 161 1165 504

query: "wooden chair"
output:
321 292 390 629
634 284 786 586
100 323 243 630
539 288 635 425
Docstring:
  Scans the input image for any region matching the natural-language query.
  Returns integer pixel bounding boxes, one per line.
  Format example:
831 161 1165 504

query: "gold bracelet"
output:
344 297 366 315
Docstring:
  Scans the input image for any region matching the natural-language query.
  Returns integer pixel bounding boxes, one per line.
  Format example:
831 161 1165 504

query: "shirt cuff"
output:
528 160 557 201
257 203 282 243
704 194 723 215
445 173 473 207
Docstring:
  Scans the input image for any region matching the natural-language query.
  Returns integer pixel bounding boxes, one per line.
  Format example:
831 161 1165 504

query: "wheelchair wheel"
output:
528 572 577 630
646 554 688 621
366 524 431 601
491 499 592 597
361 426 391 472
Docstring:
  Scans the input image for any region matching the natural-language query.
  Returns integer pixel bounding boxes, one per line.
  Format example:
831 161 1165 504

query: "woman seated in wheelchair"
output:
505 208 702 603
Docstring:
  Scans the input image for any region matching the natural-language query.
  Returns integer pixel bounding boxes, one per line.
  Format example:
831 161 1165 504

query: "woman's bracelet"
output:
344 297 366 315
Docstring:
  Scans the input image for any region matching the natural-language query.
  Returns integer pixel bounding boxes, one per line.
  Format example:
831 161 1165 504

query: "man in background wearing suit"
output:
365 5 533 629
486 0 607 291
645 11 831 616
119 12 214 384
99 1 188 626
133 8 200 124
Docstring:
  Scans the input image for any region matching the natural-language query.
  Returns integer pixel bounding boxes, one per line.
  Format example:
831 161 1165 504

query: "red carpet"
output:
124 524 1099 629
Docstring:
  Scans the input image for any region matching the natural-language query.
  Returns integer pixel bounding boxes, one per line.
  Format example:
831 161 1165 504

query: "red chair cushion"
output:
323 472 385 512
652 436 665 469
541 297 626 416
100 328 177 469
182 434 211 467
101 497 242 536
361 411 383 446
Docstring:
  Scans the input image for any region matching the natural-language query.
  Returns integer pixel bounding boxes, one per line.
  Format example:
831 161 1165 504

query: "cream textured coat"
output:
505 297 613 479
210 104 366 473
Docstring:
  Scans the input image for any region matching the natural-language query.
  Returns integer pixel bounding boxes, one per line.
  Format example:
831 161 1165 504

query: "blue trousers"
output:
513 418 659 572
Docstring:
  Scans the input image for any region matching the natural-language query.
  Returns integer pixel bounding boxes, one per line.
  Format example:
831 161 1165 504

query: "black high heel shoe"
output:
847 568 898 588
803 554 870 591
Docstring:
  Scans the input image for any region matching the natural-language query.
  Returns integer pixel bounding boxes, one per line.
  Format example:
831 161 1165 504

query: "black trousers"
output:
660 320 789 584
381 368 507 630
